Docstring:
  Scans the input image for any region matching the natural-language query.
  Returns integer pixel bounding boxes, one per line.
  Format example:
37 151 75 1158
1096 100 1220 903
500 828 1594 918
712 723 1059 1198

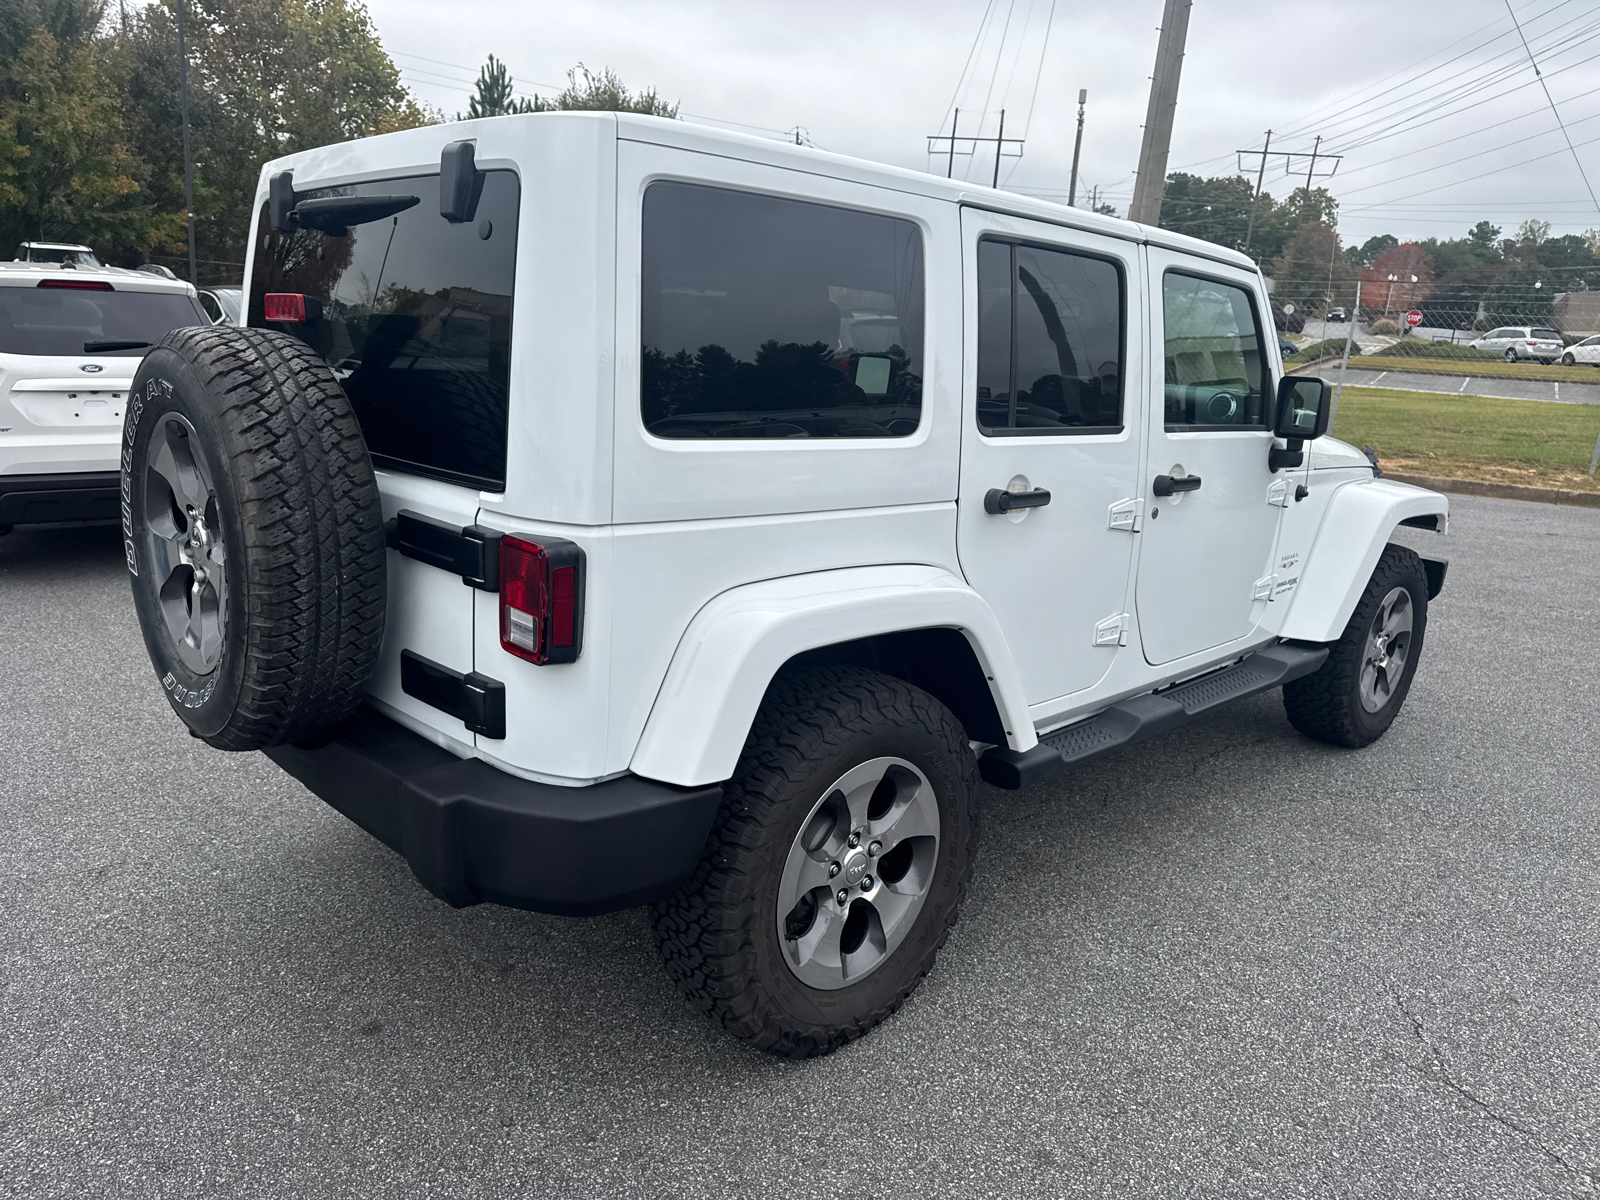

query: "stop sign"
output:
1405 310 1423 327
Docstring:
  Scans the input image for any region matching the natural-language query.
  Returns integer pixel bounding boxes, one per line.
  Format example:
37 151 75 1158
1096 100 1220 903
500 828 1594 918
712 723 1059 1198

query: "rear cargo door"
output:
245 167 520 752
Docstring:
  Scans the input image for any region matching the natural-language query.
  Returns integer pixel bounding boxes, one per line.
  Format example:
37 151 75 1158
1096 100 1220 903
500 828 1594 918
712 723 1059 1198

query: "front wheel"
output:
652 667 979 1058
1562 353 1576 366
1283 544 1430 748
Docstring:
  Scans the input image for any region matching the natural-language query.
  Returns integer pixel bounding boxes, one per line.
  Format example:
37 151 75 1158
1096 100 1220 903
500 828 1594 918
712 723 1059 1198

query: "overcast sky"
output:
367 0 1600 248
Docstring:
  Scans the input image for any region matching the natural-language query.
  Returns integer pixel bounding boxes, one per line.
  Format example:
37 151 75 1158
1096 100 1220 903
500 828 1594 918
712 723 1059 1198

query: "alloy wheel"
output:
1359 586 1413 714
143 412 228 674
776 757 941 990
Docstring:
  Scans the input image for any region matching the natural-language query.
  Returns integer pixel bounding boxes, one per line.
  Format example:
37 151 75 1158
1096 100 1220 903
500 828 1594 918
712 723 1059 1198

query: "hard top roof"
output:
259 111 1260 276
17 241 96 252
0 260 197 294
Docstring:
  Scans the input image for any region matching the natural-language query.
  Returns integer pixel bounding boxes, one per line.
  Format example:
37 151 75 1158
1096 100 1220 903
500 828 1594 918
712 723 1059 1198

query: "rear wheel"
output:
1283 544 1429 748
1504 348 1519 362
652 667 979 1058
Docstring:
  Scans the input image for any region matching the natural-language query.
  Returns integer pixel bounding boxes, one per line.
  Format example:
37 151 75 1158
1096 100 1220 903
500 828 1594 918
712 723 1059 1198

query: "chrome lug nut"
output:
861 875 874 890
847 832 861 848
836 889 849 906
867 841 881 857
828 862 841 878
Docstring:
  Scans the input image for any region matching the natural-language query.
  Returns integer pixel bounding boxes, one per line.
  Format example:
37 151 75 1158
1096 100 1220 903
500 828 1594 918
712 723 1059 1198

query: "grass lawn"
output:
1330 386 1600 493
1343 355 1600 384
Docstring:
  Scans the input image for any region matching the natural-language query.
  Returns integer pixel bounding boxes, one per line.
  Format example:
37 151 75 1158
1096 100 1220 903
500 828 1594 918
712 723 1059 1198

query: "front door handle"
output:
1152 474 1202 497
984 487 1052 515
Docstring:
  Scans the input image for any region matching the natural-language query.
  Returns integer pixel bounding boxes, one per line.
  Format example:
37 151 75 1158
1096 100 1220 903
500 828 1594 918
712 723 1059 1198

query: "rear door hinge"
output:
1108 497 1144 532
1252 574 1276 602
1267 479 1290 507
389 510 501 590
400 650 506 739
1093 612 1130 647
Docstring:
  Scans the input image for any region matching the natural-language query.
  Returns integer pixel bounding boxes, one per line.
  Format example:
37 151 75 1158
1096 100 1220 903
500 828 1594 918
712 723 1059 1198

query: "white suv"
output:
1469 325 1564 362
119 114 1449 1057
0 262 209 533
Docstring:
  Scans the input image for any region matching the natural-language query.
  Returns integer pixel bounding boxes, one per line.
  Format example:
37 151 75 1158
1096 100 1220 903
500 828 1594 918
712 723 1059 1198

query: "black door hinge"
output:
401 651 506 739
388 510 501 590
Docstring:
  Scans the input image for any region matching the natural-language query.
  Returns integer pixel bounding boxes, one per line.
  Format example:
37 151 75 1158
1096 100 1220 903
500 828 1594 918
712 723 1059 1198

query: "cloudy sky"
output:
367 0 1600 247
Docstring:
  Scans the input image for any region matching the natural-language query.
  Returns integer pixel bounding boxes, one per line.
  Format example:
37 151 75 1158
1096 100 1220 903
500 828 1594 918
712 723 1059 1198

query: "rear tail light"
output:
37 278 113 290
262 292 322 322
499 534 584 665
1527 340 1538 347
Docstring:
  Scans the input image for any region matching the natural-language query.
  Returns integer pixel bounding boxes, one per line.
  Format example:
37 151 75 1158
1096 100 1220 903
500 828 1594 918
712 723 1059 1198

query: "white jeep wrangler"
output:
121 113 1448 1058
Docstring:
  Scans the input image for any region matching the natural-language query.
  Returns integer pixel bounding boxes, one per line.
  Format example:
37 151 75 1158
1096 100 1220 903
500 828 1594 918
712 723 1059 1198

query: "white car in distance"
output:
1468 325 1565 362
1558 335 1600 367
0 262 210 533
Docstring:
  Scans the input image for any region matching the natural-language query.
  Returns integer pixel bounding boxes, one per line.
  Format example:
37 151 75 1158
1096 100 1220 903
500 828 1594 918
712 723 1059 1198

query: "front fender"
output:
1279 477 1448 644
628 565 1034 787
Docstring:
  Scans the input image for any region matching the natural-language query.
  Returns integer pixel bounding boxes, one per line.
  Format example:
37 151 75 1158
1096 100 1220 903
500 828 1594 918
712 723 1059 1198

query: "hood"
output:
1310 436 1378 473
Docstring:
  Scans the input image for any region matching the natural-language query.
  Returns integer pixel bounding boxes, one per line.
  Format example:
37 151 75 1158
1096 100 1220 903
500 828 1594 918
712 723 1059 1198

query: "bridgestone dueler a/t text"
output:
123 326 386 750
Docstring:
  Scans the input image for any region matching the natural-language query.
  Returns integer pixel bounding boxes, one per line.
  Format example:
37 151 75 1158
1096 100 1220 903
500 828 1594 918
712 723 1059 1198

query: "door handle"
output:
984 487 1052 515
1152 474 1202 497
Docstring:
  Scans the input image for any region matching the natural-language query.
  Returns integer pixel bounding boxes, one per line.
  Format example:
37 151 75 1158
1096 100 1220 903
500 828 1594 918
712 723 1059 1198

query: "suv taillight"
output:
263 293 323 322
499 534 584 665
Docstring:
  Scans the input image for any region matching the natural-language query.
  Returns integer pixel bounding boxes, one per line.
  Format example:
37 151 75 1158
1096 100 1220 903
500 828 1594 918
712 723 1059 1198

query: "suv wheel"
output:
1283 544 1429 748
123 326 386 749
652 667 979 1058
1504 348 1519 362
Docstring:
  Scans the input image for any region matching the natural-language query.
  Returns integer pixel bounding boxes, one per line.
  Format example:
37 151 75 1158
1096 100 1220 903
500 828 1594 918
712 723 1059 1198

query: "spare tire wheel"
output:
122 325 386 750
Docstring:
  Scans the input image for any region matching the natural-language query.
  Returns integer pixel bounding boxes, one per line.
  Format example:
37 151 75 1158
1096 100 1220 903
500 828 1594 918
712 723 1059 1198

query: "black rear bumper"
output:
0 471 120 527
264 706 723 916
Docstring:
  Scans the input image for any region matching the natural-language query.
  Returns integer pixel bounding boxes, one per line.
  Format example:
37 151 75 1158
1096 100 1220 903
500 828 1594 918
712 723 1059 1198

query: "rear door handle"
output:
1152 474 1202 497
984 487 1052 515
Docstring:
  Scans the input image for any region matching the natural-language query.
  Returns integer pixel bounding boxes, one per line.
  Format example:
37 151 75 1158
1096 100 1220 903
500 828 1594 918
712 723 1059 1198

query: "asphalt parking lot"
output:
3 494 1598 1199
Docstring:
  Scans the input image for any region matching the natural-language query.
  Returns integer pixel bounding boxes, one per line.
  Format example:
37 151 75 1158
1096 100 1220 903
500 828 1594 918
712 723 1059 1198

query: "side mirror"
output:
1269 375 1333 472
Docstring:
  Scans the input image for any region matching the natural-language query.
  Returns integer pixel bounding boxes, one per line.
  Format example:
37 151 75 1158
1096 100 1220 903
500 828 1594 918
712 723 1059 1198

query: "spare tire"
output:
122 325 386 750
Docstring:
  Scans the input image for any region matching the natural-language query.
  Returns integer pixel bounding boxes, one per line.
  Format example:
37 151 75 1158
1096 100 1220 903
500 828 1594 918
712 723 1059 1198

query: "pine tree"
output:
463 55 534 119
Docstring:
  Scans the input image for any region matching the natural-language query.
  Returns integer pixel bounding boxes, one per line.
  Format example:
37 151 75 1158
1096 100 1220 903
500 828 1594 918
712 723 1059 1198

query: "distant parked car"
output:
12 241 101 268
1279 338 1297 357
1328 307 1347 322
136 264 179 280
197 287 243 325
1559 335 1600 367
1468 326 1564 362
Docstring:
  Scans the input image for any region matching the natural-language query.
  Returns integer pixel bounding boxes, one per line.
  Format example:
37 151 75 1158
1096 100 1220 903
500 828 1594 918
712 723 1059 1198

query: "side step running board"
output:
979 643 1329 790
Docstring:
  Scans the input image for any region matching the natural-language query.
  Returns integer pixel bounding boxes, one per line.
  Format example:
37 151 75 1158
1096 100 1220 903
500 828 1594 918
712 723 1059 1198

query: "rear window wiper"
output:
291 194 421 236
84 340 152 353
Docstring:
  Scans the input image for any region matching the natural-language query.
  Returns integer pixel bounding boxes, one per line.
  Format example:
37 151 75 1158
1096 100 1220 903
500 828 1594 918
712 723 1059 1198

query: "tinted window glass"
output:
641 183 924 439
976 239 1123 434
1161 272 1269 430
1532 328 1561 340
248 170 518 490
0 287 206 356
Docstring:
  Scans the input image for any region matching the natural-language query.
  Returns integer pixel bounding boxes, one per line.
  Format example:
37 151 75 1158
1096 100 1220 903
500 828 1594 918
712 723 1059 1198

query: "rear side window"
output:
975 238 1124 434
0 286 206 356
1161 272 1269 430
640 182 925 439
249 170 519 490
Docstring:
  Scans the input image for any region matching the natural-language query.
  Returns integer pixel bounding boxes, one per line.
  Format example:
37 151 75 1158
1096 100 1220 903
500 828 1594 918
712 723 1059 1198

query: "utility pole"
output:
1068 89 1087 206
1303 134 1321 192
1243 129 1271 253
1128 0 1193 226
948 109 959 178
992 110 1005 188
175 0 198 286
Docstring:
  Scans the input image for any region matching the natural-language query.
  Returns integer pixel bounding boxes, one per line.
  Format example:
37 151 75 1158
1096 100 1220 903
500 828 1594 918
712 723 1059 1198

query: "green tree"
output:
1266 222 1356 318
1155 172 1255 251
461 54 535 119
532 63 678 117
1349 234 1398 269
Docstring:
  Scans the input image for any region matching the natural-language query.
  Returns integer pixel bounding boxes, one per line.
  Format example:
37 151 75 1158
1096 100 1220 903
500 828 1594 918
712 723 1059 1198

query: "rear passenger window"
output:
1161 272 1269 430
248 171 519 490
640 182 925 439
975 239 1124 434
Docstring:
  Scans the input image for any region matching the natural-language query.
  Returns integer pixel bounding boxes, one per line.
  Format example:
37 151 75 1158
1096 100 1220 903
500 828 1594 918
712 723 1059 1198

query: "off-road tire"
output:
651 667 980 1058
1283 544 1429 748
123 325 385 750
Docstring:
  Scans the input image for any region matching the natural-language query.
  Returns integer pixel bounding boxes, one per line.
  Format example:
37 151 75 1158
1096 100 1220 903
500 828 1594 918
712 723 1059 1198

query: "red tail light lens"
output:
37 279 113 290
499 534 584 665
263 293 307 321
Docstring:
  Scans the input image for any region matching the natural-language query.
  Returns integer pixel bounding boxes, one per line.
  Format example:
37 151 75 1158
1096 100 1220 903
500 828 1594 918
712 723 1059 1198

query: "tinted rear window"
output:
248 170 519 490
640 182 925 439
0 286 206 356
1532 328 1561 340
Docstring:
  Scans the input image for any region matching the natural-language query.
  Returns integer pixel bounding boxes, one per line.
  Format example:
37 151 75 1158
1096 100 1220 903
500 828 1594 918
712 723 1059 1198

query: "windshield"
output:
18 246 101 267
0 287 208 356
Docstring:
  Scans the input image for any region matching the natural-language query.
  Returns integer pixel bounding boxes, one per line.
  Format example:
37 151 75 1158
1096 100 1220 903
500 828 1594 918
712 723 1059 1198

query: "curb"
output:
1383 471 1600 509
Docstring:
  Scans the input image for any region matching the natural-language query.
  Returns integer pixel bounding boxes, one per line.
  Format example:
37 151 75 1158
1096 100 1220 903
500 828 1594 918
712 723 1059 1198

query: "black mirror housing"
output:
1274 375 1333 441
440 141 485 223
269 170 296 234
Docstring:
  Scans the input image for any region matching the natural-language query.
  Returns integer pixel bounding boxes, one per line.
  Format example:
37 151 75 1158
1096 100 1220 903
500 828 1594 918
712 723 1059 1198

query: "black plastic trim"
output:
389 509 501 589
264 706 724 915
0 471 120 526
401 650 506 739
979 643 1329 789
1421 557 1448 599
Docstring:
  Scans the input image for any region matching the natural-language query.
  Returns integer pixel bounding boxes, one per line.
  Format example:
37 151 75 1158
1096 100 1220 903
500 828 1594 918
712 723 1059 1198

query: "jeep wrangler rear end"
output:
121 112 1447 1057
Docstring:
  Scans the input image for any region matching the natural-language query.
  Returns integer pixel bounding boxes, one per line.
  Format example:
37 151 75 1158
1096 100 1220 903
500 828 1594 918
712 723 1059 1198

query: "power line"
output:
1506 0 1600 219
